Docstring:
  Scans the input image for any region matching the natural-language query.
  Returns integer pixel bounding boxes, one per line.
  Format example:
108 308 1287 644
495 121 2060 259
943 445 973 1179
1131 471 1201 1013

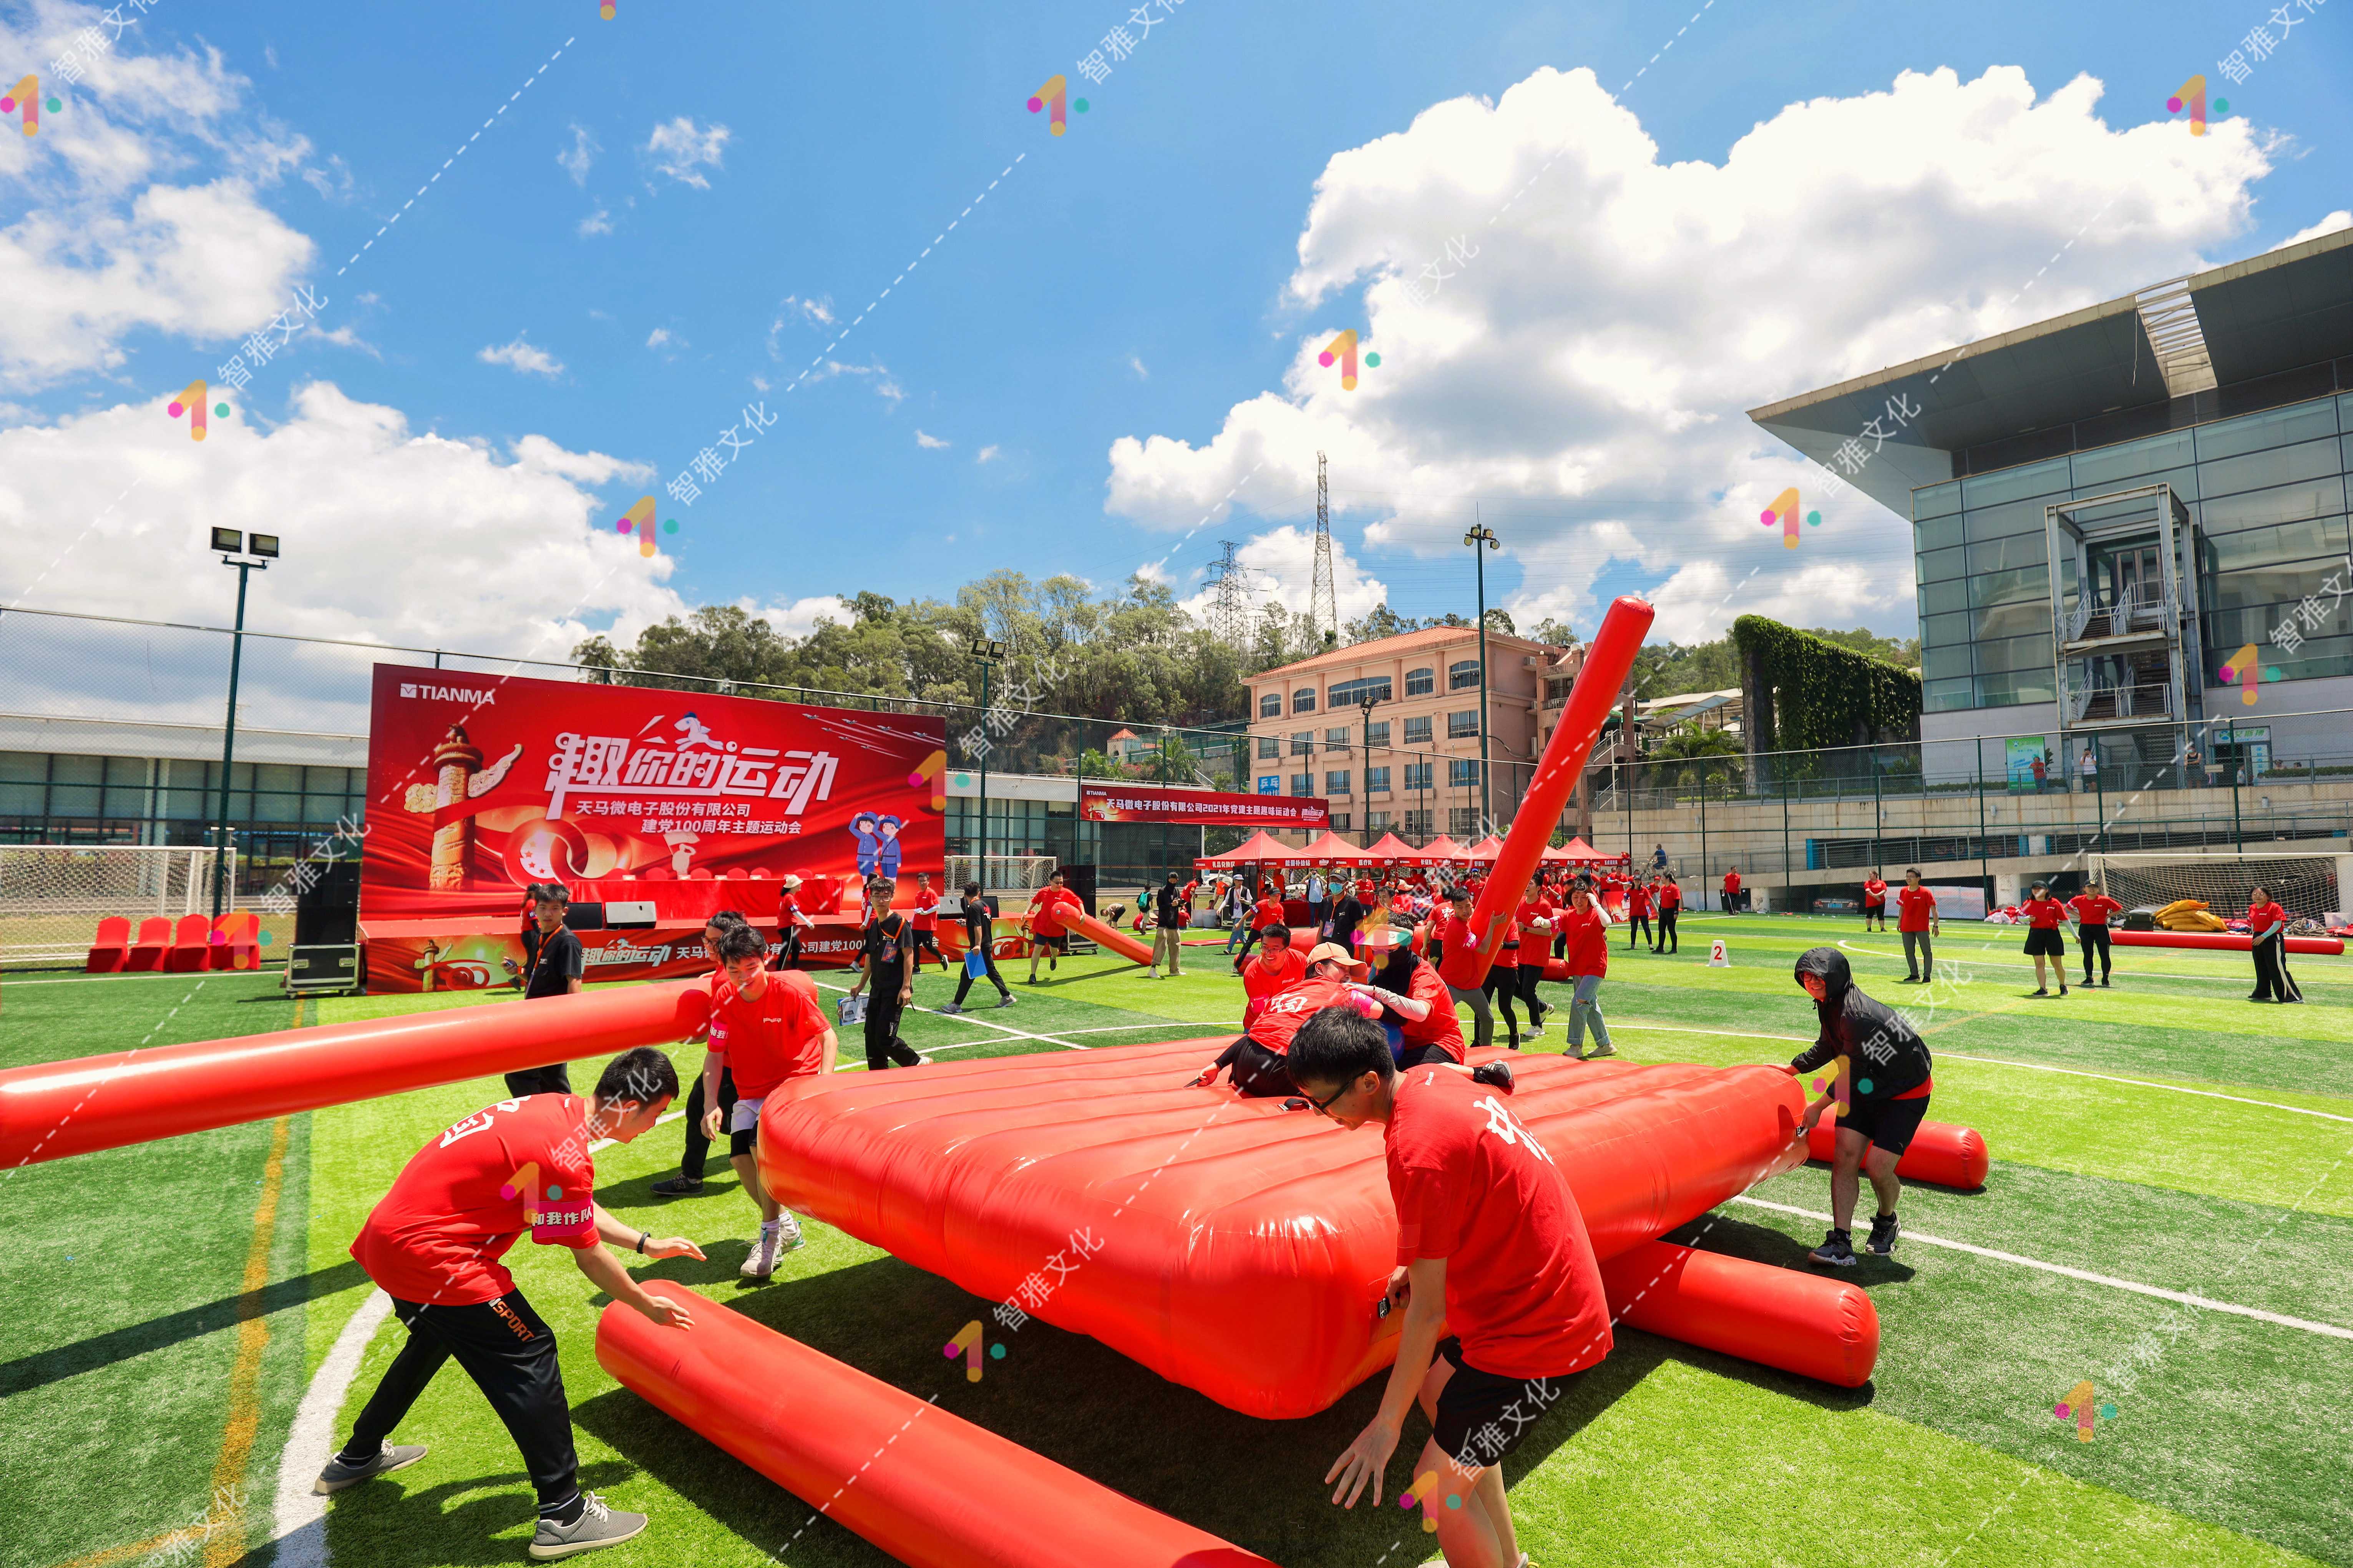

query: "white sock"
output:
760 1218 780 1234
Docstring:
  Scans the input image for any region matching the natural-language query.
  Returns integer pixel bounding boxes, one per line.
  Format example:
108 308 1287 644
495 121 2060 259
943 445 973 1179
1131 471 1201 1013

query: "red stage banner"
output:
1079 785 1329 828
361 664 946 923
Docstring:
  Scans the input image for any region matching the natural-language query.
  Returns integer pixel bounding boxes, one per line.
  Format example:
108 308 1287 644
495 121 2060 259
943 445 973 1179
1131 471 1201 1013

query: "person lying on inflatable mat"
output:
1294 1007 1609 1568
1787 946 1933 1268
1193 942 1379 1097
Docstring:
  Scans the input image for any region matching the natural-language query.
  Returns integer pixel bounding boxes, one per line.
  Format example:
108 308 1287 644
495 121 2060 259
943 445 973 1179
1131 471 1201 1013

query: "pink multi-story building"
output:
1246 627 1585 843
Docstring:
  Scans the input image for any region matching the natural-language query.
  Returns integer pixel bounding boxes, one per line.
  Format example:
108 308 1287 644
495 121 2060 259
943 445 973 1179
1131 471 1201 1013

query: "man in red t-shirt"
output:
1293 1011 1611 1566
702 924 838 1276
1514 893 1555 1036
1236 923 1305 1029
773 873 817 970
1653 875 1682 954
2019 879 2071 997
1722 866 1743 915
1432 887 1495 1052
2247 883 2303 1002
1625 877 1653 951
1481 912 1528 1049
2067 876 2122 988
1556 886 1616 1061
1895 867 1940 985
1025 870 1084 982
908 874 946 971
333 1048 702 1557
1861 872 1889 932
1237 885 1287 962
1194 942 1377 1097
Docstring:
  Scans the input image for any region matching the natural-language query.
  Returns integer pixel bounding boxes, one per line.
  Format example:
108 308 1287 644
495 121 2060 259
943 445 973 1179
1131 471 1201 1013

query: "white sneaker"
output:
1585 1042 1618 1059
775 1211 806 1251
741 1228 780 1279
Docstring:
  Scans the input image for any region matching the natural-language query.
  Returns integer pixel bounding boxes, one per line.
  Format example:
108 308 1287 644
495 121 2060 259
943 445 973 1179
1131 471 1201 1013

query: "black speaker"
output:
294 859 362 946
1058 863 1098 917
563 902 606 931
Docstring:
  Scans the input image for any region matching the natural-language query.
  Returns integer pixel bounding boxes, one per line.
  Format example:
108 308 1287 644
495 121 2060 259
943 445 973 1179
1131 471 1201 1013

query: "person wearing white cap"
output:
772 874 816 971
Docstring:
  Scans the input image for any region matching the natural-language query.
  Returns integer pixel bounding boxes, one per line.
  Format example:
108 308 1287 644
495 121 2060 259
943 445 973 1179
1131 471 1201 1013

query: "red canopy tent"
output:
1418 835 1470 862
1464 835 1507 862
1556 835 1631 865
1193 829 1297 869
1295 830 1374 865
1360 832 1422 865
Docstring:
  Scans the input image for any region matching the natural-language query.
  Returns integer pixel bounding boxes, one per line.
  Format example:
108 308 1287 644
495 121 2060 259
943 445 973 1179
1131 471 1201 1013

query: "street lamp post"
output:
1464 519 1499 834
209 529 279 918
969 638 1004 894
1358 693 1382 839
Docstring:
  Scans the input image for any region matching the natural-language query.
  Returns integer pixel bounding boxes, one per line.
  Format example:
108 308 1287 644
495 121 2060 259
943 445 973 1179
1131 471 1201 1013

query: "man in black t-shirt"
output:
1149 872 1185 979
942 882 1014 1013
506 886 583 1097
847 878 924 1071
1787 946 1933 1268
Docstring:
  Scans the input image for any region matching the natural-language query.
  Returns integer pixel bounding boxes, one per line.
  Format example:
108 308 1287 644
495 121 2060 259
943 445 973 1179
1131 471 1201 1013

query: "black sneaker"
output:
1865 1213 1899 1256
529 1494 649 1559
1471 1061 1515 1096
314 1440 428 1494
1808 1230 1857 1267
1901 973 1921 983
649 1176 703 1198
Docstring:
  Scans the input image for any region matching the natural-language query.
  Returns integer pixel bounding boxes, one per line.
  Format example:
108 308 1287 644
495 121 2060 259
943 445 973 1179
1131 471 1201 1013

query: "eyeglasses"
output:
1303 1079 1354 1116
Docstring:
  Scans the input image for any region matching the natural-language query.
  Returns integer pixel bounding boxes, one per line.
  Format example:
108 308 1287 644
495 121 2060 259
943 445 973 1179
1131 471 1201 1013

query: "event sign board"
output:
361 663 946 923
1080 784 1329 828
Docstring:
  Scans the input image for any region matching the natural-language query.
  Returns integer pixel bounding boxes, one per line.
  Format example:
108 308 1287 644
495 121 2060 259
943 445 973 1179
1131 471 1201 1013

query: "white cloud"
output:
645 327 682 353
813 358 904 406
1127 354 1149 379
0 381 681 730
976 444 1001 464
751 595 851 639
558 123 599 186
577 203 613 237
0 8 319 391
301 153 354 202
782 294 834 327
644 116 730 189
478 333 563 378
1108 64 2274 643
2281 210 2352 249
915 429 950 449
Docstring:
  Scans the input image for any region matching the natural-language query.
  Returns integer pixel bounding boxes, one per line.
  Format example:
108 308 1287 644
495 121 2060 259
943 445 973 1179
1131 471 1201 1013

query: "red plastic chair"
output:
213 911 260 971
86 915 131 973
124 917 173 971
166 912 212 973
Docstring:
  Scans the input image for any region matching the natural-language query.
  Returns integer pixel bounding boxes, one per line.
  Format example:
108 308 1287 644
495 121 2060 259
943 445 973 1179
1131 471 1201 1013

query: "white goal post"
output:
943 854 1058 897
2089 850 2348 925
0 844 233 968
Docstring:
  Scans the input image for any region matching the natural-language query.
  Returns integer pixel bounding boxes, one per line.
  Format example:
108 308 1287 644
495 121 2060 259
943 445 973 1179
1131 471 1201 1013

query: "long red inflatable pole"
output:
1460 595 1654 984
598 1289 1281 1568
1806 1117 1988 1189
0 980 710 1166
2112 929 2343 956
1055 908 1157 967
1601 1240 1878 1387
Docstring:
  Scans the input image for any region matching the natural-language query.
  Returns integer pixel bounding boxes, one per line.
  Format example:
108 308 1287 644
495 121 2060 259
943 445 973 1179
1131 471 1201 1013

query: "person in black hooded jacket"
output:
1786 946 1933 1268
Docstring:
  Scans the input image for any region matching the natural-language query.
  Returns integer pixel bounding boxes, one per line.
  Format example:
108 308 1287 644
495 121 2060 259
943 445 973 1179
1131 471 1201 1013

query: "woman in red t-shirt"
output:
1861 872 1889 932
1653 876 1682 954
2066 876 2123 988
1557 886 1616 1061
1625 878 1653 951
2247 883 2303 1003
2019 878 2070 997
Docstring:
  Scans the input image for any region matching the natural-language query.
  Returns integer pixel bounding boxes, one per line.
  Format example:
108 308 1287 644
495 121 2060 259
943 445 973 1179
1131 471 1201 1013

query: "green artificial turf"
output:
7 927 2351 1568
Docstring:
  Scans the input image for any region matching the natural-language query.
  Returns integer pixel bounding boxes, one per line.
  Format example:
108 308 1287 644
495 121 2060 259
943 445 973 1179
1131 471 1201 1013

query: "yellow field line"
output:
202 1111 293 1566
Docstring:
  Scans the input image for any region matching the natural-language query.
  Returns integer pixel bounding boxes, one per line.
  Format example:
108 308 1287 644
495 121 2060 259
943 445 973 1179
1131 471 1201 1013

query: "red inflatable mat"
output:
760 1043 1807 1418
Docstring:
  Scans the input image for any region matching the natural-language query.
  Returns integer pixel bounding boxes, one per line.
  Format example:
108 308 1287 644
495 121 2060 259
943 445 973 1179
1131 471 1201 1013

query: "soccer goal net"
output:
0 844 231 968
2089 851 2346 925
943 854 1058 896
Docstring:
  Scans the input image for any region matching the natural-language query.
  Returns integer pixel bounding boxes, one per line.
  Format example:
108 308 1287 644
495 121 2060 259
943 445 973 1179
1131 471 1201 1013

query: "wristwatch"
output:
635 1231 648 1255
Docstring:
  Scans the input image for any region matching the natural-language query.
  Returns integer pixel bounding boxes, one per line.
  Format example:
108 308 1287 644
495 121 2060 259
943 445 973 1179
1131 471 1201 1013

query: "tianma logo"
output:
1760 487 1821 549
399 683 500 704
2 74 60 135
2053 1380 2117 1442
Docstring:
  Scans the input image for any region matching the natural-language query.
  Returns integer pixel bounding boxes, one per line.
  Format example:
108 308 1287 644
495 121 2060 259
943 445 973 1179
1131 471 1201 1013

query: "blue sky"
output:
3 0 2348 676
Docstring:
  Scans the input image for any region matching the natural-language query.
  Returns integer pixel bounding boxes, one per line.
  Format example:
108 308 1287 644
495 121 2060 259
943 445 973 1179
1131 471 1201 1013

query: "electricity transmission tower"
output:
1311 451 1338 645
1206 540 1255 650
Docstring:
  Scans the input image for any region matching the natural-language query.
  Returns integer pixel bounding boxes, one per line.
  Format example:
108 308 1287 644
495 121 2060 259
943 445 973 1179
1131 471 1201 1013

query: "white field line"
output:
1834 936 2320 986
1728 1195 2353 1342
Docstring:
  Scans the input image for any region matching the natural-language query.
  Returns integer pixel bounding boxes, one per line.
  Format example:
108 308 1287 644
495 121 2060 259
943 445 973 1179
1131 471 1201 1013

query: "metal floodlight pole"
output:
1465 517 1498 834
211 536 270 918
1359 694 1380 838
971 638 1003 892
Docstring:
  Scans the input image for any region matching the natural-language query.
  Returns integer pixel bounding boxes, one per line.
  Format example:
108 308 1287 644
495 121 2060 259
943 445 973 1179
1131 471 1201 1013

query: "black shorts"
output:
1032 932 1069 955
1838 1092 1929 1157
2023 927 2065 958
1397 1041 1459 1071
1215 1036 1296 1098
1430 1338 1576 1470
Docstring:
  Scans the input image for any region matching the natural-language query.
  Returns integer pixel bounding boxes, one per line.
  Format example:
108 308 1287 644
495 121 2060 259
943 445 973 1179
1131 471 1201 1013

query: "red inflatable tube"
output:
0 979 711 1166
1601 1240 1878 1387
1805 1117 1989 1189
1459 597 1653 986
759 1042 1807 1418
2112 928 2344 956
597 1288 1279 1568
1054 907 1157 966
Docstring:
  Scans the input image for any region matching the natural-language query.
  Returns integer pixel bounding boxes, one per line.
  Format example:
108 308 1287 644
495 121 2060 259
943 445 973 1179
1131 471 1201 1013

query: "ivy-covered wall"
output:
1733 615 1922 762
